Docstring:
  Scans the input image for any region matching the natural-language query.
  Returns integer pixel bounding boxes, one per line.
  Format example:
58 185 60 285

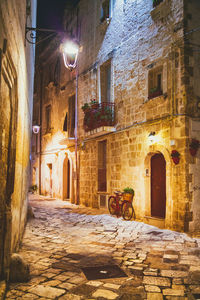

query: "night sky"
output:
37 0 69 30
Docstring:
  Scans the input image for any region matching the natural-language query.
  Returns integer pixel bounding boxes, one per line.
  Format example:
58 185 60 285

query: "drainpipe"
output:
75 66 79 205
39 67 43 194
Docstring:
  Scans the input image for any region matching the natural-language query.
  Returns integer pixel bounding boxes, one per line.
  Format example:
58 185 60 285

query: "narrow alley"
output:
6 195 200 300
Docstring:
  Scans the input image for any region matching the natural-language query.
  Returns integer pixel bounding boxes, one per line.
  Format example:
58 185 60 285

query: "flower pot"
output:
189 147 198 157
172 156 180 165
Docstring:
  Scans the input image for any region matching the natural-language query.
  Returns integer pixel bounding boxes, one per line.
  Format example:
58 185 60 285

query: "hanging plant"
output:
189 139 199 157
171 150 180 165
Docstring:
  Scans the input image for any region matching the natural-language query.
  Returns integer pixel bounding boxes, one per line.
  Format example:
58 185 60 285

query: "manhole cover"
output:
81 265 127 280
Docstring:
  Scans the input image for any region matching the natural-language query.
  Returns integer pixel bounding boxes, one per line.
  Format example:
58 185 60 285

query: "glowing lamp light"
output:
32 125 40 134
61 40 79 69
148 131 156 144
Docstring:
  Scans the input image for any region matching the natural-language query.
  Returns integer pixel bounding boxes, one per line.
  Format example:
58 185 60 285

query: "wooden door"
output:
47 164 52 197
63 158 70 200
151 153 166 218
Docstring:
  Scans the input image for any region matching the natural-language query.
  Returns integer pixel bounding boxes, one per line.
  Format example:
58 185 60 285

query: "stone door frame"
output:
144 145 172 228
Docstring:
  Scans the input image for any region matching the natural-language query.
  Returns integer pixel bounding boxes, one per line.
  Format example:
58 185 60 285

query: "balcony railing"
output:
82 102 115 132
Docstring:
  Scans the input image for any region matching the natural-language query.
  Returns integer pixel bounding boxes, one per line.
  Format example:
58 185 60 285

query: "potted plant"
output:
148 87 163 100
189 139 199 156
171 150 180 165
123 187 134 202
81 103 90 112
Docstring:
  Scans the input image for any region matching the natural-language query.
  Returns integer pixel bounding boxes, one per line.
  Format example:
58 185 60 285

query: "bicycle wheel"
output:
122 201 134 220
108 196 117 215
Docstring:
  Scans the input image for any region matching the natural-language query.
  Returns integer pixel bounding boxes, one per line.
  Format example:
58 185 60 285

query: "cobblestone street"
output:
6 195 200 300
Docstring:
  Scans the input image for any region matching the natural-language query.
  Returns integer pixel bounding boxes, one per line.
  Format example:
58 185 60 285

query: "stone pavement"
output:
6 195 200 299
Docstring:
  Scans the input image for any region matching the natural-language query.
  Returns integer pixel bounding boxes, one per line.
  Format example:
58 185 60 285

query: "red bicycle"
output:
108 191 135 221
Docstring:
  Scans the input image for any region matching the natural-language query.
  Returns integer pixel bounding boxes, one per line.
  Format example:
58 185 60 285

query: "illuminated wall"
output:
32 0 200 233
0 0 37 279
76 0 200 233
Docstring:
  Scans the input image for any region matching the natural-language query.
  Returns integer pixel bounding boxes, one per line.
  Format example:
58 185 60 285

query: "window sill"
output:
148 90 163 100
144 92 167 103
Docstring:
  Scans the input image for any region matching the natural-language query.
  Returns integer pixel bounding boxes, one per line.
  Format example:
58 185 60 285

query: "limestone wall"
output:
76 0 189 231
185 0 200 233
0 0 36 278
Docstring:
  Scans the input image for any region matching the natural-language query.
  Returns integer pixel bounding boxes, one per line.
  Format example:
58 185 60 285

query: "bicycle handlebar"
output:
114 190 123 196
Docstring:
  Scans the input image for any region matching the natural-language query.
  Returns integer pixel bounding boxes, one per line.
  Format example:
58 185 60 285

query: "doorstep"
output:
144 216 165 229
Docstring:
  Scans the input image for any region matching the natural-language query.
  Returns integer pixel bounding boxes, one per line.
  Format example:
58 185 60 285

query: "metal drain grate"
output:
81 265 127 280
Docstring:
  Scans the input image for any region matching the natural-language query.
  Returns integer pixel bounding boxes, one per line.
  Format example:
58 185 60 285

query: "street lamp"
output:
61 39 80 205
61 40 79 70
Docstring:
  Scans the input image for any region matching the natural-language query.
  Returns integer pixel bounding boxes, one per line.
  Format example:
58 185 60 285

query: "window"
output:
153 0 163 8
68 95 75 138
100 60 111 103
63 112 68 131
98 140 107 192
148 66 163 100
45 105 51 132
100 0 110 22
100 0 115 22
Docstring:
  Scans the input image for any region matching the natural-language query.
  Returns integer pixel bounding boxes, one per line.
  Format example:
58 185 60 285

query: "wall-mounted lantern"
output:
148 131 156 144
60 40 79 70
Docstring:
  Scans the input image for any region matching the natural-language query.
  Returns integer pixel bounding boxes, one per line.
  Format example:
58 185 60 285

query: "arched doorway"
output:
151 153 166 218
63 157 71 200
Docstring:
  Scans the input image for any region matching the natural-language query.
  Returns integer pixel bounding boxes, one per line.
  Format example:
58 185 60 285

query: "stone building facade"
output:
32 0 200 234
0 0 37 280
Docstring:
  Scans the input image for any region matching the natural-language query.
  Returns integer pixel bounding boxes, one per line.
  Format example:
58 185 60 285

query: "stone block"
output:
162 288 185 296
163 254 179 263
28 285 65 299
143 276 171 287
9 253 30 283
145 285 161 292
92 288 118 299
147 292 163 300
160 270 188 278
